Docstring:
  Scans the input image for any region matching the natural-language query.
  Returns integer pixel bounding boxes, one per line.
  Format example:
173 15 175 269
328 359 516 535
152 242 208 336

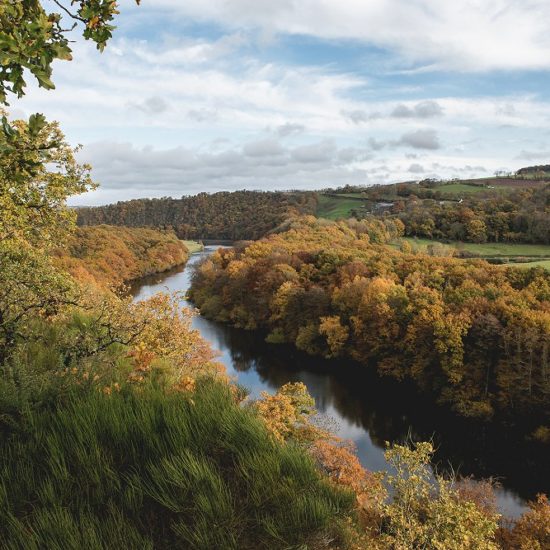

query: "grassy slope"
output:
331 193 369 199
182 240 204 254
399 237 550 270
434 184 513 197
512 259 550 270
0 379 352 549
316 194 363 220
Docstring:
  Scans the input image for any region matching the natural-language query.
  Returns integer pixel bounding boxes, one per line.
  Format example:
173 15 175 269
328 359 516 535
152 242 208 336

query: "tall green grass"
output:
0 376 354 549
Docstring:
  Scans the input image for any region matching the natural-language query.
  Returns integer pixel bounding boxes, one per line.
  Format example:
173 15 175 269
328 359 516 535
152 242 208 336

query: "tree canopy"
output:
0 111 94 245
0 0 138 103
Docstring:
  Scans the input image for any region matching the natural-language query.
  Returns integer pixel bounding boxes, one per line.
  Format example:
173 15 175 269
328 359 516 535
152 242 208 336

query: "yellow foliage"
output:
127 293 226 385
319 315 349 357
255 382 325 443
380 442 500 550
54 225 188 288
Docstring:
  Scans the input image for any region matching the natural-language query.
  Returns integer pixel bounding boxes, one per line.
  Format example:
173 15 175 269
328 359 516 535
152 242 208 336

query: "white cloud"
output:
408 163 425 174
187 108 219 122
341 109 370 124
75 138 366 201
516 149 550 161
276 122 306 137
131 32 248 66
131 96 169 114
147 0 550 71
243 138 285 157
10 3 550 205
291 140 336 163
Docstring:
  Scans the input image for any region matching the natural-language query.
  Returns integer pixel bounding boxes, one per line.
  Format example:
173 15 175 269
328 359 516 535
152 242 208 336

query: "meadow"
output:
316 194 364 220
434 183 511 197
401 237 550 257
400 237 550 269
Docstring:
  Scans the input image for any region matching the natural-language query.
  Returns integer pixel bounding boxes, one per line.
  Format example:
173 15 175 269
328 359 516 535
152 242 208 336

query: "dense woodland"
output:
190 216 550 433
53 225 188 287
76 191 318 240
76 182 550 245
348 182 550 244
395 186 550 244
517 165 550 176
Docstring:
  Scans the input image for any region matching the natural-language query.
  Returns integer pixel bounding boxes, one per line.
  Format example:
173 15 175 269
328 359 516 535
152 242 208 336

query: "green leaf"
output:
1 116 15 137
33 71 55 90
28 113 47 136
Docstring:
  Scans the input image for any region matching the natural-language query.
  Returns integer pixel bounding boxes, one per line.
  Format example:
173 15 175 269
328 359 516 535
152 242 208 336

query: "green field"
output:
182 240 204 253
402 238 550 257
316 194 364 220
332 193 368 199
434 184 513 197
512 259 550 270
398 237 550 270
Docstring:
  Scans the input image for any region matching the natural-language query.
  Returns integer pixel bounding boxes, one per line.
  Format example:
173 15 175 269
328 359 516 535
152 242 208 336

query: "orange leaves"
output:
433 311 472 384
66 288 225 390
499 494 550 550
256 389 297 442
54 225 188 288
173 375 196 394
310 439 385 511
127 340 155 374
128 293 226 385
256 382 385 522
87 16 100 29
102 383 121 395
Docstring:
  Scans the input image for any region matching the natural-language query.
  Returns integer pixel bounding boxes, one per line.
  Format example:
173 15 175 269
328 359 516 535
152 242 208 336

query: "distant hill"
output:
77 190 318 241
315 178 550 245
517 164 550 175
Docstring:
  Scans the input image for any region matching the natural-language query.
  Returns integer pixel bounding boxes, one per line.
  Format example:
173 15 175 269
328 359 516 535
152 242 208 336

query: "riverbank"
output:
131 246 550 519
54 226 196 287
181 240 204 254
189 219 550 432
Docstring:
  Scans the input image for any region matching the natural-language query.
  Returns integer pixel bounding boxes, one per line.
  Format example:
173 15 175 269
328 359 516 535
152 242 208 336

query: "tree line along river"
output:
131 246 550 519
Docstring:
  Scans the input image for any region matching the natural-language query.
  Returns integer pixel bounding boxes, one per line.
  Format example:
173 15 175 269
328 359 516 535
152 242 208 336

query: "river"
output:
132 246 549 518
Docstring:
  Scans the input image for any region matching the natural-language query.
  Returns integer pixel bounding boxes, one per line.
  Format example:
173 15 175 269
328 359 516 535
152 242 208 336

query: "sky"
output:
12 0 550 205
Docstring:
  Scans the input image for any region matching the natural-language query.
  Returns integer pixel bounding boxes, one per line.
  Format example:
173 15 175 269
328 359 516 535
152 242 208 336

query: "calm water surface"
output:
132 247 550 518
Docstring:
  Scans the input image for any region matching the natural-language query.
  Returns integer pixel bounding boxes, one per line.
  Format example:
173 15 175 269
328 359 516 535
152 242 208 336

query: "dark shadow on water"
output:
208 321 549 504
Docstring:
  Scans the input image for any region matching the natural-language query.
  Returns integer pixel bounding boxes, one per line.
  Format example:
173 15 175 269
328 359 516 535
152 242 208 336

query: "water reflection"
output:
132 247 549 518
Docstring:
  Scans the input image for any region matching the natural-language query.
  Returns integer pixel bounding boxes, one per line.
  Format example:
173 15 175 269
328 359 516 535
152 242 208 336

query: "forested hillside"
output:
76 191 318 240
321 181 550 244
517 164 550 177
395 184 550 244
53 225 188 287
190 216 550 433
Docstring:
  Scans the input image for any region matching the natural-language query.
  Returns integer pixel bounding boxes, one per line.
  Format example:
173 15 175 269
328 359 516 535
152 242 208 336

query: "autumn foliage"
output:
54 224 189 287
190 216 550 434
76 190 318 240
253 383 550 549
